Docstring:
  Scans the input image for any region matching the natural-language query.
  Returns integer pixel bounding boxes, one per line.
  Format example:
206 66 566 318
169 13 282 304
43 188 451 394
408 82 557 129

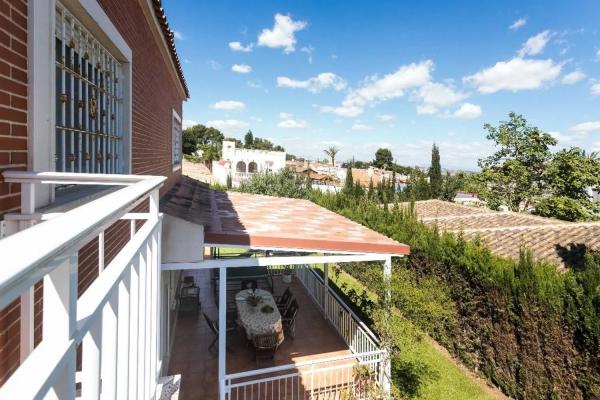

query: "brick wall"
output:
0 0 186 384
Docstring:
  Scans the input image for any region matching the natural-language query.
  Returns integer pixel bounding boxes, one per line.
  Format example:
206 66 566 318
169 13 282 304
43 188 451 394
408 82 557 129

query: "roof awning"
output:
160 176 409 256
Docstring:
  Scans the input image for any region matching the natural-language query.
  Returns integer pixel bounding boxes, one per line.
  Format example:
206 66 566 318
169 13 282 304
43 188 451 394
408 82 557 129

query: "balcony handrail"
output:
304 265 380 345
2 170 158 185
0 172 165 310
225 349 385 381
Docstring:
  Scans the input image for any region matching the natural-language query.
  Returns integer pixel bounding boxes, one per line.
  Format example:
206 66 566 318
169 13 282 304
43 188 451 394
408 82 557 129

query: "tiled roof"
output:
162 176 410 255
151 0 189 98
405 200 600 268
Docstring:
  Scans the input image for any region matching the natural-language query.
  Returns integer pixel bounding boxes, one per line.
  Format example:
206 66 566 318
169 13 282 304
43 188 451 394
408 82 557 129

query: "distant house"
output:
453 192 484 206
350 166 407 191
212 140 286 186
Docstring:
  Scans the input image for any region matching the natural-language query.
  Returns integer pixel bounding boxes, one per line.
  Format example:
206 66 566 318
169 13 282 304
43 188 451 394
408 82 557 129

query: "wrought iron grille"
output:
55 2 124 174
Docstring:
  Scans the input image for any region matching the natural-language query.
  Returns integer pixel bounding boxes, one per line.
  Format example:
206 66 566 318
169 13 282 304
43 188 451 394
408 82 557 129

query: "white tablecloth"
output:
235 289 284 343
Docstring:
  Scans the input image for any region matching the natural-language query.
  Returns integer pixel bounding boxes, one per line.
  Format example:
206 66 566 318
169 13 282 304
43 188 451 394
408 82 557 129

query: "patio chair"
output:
178 285 200 317
240 279 258 291
282 299 299 339
252 333 280 366
203 312 236 352
274 287 292 312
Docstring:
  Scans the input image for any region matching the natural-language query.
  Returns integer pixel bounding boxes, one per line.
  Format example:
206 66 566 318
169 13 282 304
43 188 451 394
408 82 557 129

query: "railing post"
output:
323 262 329 320
43 253 77 399
82 318 102 399
19 183 36 362
219 267 227 400
116 268 131 399
382 256 392 397
100 292 118 400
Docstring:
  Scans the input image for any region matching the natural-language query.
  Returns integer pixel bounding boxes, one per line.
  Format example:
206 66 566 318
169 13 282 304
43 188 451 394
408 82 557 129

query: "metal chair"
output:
178 285 200 317
282 299 299 339
252 333 280 365
204 312 237 352
274 287 292 312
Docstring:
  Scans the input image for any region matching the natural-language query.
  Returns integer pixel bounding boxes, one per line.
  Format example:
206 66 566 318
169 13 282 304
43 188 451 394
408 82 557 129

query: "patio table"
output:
235 289 284 344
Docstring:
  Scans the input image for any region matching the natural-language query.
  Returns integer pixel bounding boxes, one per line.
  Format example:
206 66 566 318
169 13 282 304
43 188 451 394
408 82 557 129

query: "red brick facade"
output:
0 0 187 384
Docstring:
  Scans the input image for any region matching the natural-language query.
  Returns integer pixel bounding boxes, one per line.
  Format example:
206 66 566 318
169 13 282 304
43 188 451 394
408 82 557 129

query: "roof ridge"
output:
448 221 600 234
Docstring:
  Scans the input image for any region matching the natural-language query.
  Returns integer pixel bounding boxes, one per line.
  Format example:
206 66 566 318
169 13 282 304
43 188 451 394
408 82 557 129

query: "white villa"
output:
212 141 286 186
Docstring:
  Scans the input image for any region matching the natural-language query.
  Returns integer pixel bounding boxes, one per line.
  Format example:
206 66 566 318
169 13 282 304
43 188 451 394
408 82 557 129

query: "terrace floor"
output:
167 268 352 400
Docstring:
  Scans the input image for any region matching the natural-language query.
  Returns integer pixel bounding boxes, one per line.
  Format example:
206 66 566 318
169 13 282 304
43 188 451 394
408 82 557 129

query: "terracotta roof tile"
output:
406 200 600 268
162 176 409 255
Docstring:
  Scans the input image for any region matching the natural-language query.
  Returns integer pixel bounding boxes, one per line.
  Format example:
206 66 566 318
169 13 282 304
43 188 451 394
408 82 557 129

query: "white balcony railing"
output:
224 351 386 400
0 171 165 399
295 265 381 361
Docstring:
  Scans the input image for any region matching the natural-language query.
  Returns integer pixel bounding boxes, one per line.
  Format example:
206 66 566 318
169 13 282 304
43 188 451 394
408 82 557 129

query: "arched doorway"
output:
248 161 258 173
236 161 246 173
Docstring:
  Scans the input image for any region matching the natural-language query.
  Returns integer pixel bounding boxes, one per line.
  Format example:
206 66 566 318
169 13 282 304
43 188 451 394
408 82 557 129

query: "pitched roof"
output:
162 176 409 255
151 0 189 98
404 199 600 268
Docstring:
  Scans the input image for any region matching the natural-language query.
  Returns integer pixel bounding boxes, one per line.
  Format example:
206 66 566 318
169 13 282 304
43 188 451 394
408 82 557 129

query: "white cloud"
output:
351 123 373 131
414 81 467 114
277 112 307 129
183 119 198 129
464 58 562 93
319 105 363 118
228 41 253 52
321 60 434 117
301 45 314 64
561 69 586 85
206 119 249 135
173 31 184 40
211 100 246 111
518 30 552 57
591 82 600 96
232 64 252 74
453 103 482 119
569 121 600 133
277 72 346 93
207 60 222 70
257 14 307 53
377 114 395 121
509 17 527 31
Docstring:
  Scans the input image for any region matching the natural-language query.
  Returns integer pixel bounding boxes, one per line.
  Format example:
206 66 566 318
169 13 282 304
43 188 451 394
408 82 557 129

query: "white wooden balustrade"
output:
0 171 165 400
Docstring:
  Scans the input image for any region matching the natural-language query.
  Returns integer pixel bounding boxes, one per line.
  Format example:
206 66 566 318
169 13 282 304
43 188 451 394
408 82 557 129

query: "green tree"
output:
477 112 557 211
238 169 311 199
534 148 600 221
323 146 340 166
406 169 431 200
440 171 463 201
244 130 254 148
429 144 442 198
343 167 354 195
182 124 224 162
374 148 394 169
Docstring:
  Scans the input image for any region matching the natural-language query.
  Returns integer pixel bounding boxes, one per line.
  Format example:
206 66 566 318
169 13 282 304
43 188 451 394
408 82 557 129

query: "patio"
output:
167 268 354 399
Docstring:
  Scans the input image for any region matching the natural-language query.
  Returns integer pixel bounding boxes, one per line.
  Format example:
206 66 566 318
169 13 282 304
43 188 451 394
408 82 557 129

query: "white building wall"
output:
213 141 286 186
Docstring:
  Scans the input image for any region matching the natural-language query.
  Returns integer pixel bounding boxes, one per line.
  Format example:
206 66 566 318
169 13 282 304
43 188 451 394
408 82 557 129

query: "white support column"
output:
323 262 329 320
218 267 227 400
44 254 77 399
382 256 392 396
19 183 36 362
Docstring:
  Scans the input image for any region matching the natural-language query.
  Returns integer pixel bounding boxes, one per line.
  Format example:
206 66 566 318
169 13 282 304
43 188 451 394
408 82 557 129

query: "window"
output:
54 2 124 174
172 110 182 170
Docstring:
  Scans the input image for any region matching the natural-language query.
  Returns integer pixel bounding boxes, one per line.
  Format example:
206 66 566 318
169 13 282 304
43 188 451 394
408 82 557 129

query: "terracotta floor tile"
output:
167 269 353 399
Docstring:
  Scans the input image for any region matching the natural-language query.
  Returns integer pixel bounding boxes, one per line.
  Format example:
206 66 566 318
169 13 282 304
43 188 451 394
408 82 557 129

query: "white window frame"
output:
28 0 132 208
172 109 182 171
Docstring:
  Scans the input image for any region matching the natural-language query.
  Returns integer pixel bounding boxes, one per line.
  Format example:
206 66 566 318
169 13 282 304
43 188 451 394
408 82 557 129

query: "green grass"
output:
321 265 495 400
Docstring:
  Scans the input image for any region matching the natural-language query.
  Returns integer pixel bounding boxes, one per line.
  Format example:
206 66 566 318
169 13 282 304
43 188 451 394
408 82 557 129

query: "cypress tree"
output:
429 144 442 198
344 167 354 194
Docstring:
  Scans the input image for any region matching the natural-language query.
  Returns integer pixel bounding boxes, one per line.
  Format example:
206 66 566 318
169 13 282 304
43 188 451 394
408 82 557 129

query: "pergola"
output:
159 176 410 398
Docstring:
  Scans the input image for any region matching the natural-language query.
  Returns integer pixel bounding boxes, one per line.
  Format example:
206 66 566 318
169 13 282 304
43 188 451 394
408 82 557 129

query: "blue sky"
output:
165 0 600 170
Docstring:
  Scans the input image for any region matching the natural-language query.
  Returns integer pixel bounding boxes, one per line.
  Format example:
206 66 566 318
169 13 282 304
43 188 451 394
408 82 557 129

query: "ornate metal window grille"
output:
55 2 124 174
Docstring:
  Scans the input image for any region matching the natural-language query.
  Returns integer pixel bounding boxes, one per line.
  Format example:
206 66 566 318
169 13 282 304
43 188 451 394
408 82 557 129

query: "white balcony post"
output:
100 292 118 400
323 262 329 320
19 183 36 362
218 266 227 400
82 318 102 399
116 270 131 399
382 256 392 396
44 253 77 399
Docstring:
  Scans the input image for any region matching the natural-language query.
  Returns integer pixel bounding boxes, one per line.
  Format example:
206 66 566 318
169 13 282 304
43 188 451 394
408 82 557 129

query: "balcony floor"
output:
167 269 351 400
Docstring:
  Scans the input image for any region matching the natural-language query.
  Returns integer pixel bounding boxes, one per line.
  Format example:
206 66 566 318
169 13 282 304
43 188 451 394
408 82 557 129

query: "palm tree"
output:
323 146 340 166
